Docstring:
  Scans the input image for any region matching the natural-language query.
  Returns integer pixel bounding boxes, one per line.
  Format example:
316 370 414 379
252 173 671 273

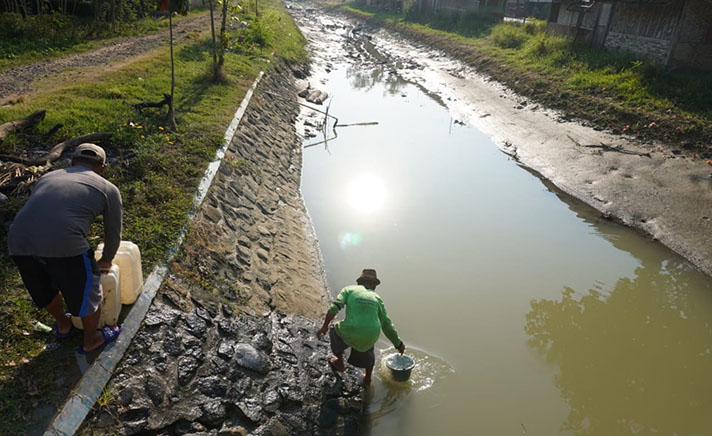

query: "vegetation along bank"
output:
0 0 312 432
337 2 712 155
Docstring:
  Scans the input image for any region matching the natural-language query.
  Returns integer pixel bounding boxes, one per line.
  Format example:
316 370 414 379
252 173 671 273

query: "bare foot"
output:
328 355 345 372
57 315 72 336
361 371 372 388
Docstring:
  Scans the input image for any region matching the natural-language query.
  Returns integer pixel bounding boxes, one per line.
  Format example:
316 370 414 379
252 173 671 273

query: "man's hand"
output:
397 341 405 355
97 259 112 274
317 325 328 340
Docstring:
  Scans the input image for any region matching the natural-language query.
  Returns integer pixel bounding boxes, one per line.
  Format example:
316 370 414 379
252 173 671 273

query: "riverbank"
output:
79 64 365 436
336 3 712 154
0 0 318 432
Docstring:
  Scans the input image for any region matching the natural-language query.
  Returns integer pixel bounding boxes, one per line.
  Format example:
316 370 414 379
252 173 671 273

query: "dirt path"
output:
0 12 211 104
289 2 712 278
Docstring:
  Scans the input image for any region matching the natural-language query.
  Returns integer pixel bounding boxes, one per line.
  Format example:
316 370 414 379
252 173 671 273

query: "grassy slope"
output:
0 8 208 72
339 4 712 153
0 1 306 433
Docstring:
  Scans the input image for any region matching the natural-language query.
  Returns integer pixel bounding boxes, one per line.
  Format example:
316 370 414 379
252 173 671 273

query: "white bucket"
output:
95 241 144 304
71 264 121 329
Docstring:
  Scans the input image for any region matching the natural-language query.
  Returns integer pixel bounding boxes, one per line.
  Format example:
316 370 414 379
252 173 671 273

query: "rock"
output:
117 388 133 407
145 374 166 406
256 248 269 262
205 204 223 223
262 389 281 413
218 318 240 337
184 313 208 338
93 410 115 428
218 340 235 360
234 343 270 374
200 400 226 427
121 406 150 422
256 417 289 436
218 424 248 436
198 376 228 397
252 332 272 352
178 356 200 385
237 398 263 423
163 332 182 356
124 420 148 435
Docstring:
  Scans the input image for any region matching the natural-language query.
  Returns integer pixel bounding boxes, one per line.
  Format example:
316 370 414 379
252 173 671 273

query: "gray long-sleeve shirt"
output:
8 165 122 261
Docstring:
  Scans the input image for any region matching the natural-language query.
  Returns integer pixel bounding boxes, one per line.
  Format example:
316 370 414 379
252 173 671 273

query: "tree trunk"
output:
168 13 177 130
218 0 228 67
208 0 218 80
0 110 46 143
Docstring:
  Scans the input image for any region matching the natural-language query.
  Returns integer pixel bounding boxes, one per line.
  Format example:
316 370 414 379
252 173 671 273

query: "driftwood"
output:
33 132 113 165
0 132 113 193
0 110 46 143
0 132 112 166
133 93 172 111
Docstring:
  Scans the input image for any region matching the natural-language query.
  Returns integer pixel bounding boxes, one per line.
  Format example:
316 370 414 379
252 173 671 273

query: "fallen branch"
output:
133 94 172 111
0 110 46 143
31 132 113 165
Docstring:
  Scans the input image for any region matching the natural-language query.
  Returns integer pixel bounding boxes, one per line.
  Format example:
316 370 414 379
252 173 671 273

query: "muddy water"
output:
297 20 712 436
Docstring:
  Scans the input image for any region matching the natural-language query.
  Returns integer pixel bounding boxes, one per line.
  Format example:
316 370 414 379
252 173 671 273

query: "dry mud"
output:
289 1 712 278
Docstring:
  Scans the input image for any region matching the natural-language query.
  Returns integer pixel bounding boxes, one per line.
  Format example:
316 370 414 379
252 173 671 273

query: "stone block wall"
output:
604 31 671 62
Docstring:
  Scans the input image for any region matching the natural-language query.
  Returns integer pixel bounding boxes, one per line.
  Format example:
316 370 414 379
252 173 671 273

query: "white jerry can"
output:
95 240 144 305
71 264 121 329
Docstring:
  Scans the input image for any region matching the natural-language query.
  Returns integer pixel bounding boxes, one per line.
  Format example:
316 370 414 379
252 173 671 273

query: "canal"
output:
297 14 712 436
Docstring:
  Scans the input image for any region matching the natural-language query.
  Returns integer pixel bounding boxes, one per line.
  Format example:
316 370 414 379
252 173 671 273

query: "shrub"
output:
490 23 529 49
524 32 568 58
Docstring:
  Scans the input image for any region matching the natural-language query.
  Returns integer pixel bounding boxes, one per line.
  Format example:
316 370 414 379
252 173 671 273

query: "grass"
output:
0 8 208 72
339 3 712 150
0 0 306 432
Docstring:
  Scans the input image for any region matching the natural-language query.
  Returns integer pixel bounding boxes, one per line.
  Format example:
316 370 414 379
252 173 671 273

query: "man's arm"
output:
378 299 405 354
99 184 123 271
317 287 351 339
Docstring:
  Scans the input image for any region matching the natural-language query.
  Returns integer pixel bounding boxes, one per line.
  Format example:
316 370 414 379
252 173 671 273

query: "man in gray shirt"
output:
8 143 123 353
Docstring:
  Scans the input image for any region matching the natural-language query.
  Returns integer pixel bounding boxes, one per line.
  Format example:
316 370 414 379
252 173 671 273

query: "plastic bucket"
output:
386 354 415 382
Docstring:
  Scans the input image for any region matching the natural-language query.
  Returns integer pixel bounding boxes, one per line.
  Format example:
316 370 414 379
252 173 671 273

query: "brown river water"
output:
299 60 712 435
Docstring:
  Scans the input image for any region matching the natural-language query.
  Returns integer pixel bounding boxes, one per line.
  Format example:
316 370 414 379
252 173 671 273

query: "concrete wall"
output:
670 0 712 70
603 0 680 62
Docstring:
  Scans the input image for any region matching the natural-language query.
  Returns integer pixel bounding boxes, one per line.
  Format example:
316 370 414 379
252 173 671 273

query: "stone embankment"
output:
81 64 365 435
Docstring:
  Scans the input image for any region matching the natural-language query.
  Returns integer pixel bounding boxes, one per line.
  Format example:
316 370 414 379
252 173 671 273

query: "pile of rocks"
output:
85 297 365 435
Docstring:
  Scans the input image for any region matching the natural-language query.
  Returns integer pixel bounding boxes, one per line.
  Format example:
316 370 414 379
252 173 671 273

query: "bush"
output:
490 23 530 49
524 32 567 58
523 18 546 35
242 17 273 48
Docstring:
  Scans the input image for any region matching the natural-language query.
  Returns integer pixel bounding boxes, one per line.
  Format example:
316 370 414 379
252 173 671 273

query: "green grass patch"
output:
0 0 305 432
340 2 712 146
0 8 207 72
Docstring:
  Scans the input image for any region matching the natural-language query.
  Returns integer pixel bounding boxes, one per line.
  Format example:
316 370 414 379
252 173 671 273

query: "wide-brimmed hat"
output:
357 269 380 285
73 143 106 165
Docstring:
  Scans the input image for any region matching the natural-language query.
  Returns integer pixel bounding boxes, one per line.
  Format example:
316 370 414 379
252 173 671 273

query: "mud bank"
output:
81 65 366 435
291 4 712 279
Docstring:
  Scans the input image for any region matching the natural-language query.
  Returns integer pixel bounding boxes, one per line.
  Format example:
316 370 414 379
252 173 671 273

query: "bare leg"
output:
44 293 71 335
80 309 106 352
328 353 346 372
363 366 373 388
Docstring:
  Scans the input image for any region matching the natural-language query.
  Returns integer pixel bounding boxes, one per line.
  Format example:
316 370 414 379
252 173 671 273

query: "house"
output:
414 0 507 18
548 0 712 71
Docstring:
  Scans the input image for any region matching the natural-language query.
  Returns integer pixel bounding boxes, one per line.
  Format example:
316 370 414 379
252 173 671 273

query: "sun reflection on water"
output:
347 173 387 214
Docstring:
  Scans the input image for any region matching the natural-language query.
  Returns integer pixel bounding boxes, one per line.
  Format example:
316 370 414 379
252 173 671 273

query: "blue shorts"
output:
12 249 103 317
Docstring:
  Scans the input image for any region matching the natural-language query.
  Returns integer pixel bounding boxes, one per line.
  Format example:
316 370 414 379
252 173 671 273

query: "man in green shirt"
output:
317 269 405 387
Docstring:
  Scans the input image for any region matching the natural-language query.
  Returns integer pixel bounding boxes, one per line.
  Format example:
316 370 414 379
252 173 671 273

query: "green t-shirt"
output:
328 285 402 352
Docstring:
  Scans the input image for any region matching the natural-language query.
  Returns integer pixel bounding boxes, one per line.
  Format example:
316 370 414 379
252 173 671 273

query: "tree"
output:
160 0 190 130
207 0 219 81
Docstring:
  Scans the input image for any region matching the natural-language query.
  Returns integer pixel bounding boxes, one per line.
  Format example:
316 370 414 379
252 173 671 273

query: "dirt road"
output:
0 12 211 104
